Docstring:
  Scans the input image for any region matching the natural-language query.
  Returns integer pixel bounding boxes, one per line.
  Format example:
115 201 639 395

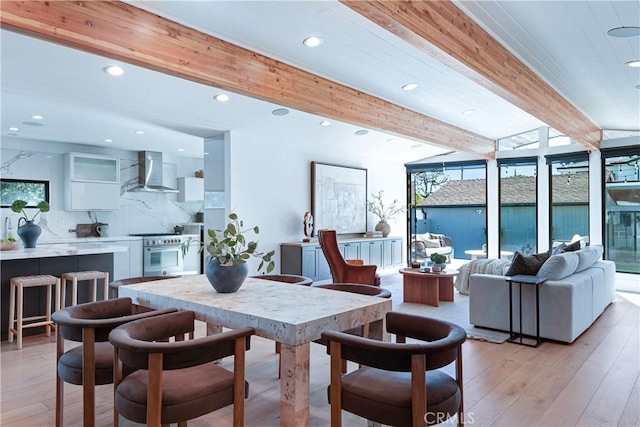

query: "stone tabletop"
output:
118 275 392 346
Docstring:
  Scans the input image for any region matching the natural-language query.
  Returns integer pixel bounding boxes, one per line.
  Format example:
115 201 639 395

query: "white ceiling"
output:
1 1 638 161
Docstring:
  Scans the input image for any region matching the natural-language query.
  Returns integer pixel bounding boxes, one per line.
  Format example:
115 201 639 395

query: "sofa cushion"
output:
505 251 550 276
574 244 604 273
537 252 579 280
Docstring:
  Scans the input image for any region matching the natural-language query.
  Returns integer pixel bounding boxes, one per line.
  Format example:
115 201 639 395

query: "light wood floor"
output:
1 274 638 426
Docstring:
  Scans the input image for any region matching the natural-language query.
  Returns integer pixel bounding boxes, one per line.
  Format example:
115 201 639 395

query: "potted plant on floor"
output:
430 253 448 273
203 213 275 293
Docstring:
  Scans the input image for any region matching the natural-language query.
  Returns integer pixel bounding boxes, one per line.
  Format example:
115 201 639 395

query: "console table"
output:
281 236 403 282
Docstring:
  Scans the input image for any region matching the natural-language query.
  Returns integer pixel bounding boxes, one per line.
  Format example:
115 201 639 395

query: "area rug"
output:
379 272 510 344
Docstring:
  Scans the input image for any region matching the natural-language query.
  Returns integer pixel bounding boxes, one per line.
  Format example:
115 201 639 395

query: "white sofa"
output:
469 244 615 343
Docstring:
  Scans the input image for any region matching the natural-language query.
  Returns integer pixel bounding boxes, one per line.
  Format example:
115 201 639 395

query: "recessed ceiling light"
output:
104 138 113 143
135 130 144 135
462 109 475 115
272 108 290 116
411 144 423 149
178 148 184 152
214 94 229 102
355 129 369 136
303 36 323 47
387 138 399 143
8 127 19 131
104 65 124 76
31 114 43 120
204 152 209 155
607 26 640 38
319 120 331 127
402 83 418 91
626 60 640 68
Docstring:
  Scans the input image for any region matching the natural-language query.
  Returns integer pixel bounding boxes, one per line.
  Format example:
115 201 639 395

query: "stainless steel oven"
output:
131 234 185 277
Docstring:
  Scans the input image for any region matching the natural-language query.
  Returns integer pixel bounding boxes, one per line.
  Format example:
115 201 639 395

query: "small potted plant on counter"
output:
203 212 275 293
430 253 448 273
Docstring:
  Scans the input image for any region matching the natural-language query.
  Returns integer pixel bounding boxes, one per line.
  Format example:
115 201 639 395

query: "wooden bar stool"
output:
60 270 109 308
8 274 60 350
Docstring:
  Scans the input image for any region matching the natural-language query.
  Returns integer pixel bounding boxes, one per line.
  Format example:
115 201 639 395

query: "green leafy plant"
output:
204 213 275 273
430 253 447 264
10 200 50 221
367 190 404 222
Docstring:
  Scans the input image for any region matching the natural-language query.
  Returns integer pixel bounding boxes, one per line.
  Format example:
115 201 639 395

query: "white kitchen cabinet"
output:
177 177 204 202
64 153 120 211
111 239 143 280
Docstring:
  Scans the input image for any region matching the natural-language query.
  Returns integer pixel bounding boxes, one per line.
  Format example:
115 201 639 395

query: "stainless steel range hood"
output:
129 151 179 193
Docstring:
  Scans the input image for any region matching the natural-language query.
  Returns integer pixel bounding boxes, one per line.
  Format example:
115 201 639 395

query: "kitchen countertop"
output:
38 235 143 244
0 243 129 261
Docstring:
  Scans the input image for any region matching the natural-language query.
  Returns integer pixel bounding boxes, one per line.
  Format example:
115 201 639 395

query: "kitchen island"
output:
1 243 128 341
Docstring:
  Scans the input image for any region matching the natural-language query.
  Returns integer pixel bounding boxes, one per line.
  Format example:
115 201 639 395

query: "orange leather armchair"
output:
318 230 381 286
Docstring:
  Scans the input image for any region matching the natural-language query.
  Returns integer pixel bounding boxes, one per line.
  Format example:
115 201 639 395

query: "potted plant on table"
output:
430 253 448 273
10 200 50 248
367 190 404 237
203 213 275 293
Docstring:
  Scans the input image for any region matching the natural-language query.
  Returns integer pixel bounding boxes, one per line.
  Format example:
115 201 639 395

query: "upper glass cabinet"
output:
68 153 119 183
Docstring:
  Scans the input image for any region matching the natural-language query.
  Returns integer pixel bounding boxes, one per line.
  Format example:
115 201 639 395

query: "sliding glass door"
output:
602 148 640 274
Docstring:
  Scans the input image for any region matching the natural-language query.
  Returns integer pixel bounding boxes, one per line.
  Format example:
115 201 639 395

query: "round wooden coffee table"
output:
398 268 459 307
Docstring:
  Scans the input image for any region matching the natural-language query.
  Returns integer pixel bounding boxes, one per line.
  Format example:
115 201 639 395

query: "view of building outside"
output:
604 154 640 274
549 158 589 244
499 162 537 255
409 162 487 261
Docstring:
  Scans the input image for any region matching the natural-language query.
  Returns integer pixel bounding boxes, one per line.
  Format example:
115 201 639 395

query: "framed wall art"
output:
311 162 367 235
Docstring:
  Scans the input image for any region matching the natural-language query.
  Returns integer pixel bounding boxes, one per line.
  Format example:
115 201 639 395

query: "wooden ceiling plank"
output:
0 0 496 158
341 0 601 151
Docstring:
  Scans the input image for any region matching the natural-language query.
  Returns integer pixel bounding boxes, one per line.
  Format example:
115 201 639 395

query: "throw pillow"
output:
423 238 442 248
561 241 581 252
574 244 604 273
550 243 567 255
505 251 550 276
537 252 579 280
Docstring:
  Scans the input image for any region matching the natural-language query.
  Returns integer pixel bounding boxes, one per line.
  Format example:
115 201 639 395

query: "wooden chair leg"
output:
8 281 15 343
72 277 78 306
55 327 64 427
82 328 96 426
147 353 164 427
45 283 52 336
16 283 23 349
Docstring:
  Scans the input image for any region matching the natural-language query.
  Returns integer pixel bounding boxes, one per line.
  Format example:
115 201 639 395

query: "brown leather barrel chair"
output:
322 312 467 427
318 230 381 286
109 310 255 427
52 297 176 427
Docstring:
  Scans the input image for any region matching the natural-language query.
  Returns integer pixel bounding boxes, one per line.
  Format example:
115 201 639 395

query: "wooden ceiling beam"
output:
0 0 495 158
341 0 601 151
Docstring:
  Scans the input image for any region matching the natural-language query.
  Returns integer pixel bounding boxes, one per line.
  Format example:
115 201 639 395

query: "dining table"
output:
118 275 393 427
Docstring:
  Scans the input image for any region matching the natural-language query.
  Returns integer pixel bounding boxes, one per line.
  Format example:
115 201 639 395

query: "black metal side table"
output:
506 275 547 347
